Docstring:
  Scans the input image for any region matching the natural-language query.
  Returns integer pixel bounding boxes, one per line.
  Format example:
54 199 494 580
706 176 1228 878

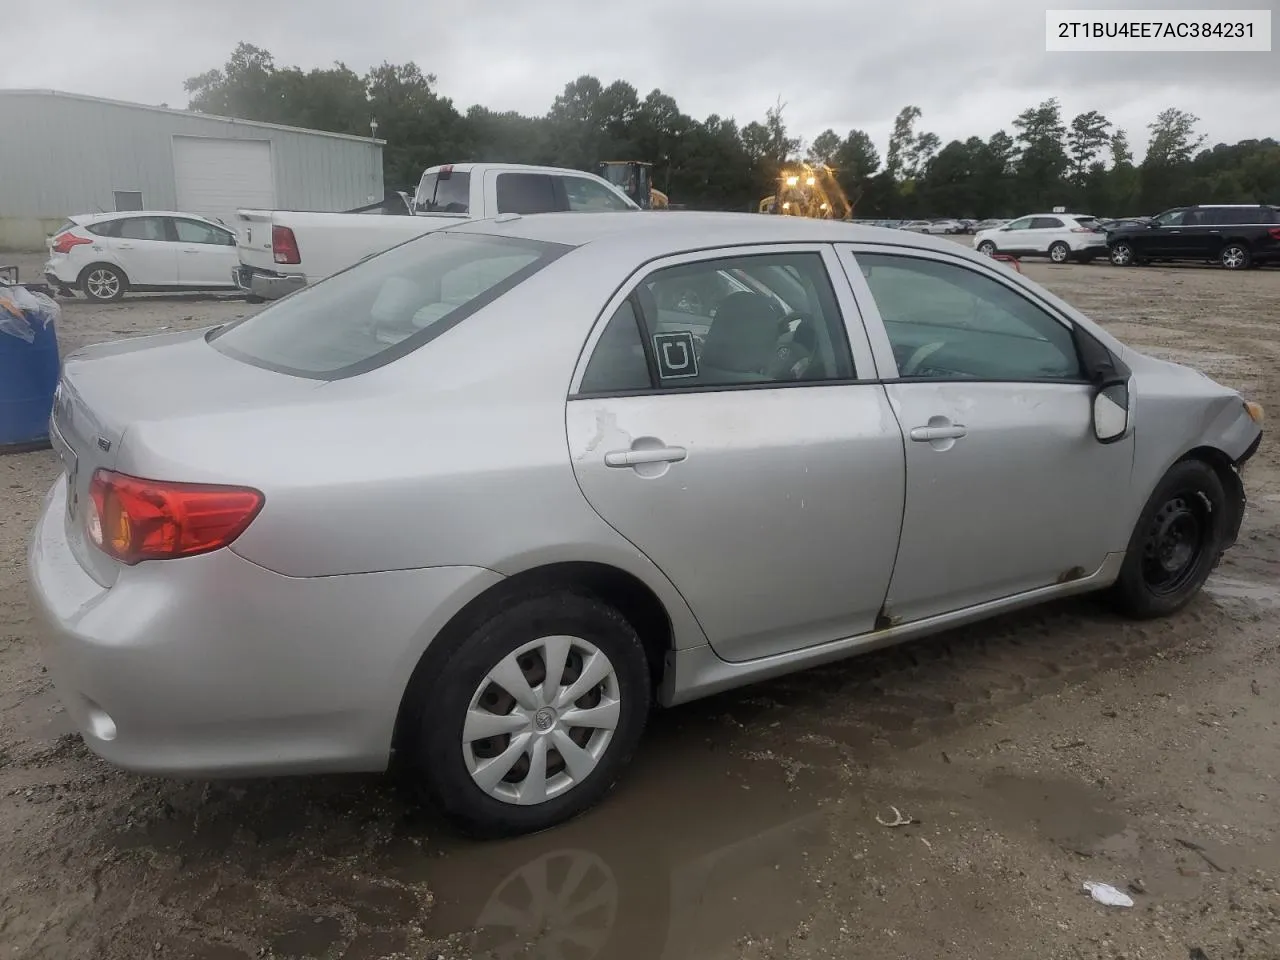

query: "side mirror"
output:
1092 379 1130 443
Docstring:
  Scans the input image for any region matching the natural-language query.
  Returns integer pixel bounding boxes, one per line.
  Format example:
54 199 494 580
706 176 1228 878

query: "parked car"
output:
234 162 639 301
29 212 1263 838
1107 204 1280 270
974 218 1010 233
898 220 933 232
44 211 240 302
974 213 1106 263
1096 217 1152 233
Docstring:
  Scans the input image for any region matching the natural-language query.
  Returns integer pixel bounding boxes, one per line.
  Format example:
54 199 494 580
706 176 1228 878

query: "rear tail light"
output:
1268 228 1280 241
87 470 264 565
272 225 301 264
1071 227 1093 233
52 232 93 255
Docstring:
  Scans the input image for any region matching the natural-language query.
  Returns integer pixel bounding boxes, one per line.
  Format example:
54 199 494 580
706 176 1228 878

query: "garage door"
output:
172 136 276 225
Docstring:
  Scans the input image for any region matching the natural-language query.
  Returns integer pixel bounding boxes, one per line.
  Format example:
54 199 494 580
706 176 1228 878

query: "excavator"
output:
598 161 670 210
758 162 853 219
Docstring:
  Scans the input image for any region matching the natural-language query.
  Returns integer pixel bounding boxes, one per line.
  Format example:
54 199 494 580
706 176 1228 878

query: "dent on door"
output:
566 388 907 663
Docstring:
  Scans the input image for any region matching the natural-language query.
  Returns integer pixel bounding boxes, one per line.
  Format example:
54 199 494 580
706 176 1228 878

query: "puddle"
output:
387 719 836 960
978 772 1127 855
1206 575 1280 609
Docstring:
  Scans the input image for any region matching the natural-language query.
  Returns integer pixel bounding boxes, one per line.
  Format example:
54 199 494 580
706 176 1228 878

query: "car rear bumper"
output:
233 264 306 300
27 475 502 778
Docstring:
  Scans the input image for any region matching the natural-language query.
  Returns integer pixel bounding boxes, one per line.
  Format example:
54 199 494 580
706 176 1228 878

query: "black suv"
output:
1106 204 1280 270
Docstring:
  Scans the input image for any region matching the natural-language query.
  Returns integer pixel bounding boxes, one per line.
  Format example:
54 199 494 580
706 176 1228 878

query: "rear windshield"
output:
209 231 569 379
415 171 471 213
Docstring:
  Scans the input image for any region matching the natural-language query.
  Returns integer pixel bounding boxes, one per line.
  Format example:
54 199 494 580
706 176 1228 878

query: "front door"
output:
172 218 238 286
838 244 1135 624
995 217 1035 253
566 246 905 662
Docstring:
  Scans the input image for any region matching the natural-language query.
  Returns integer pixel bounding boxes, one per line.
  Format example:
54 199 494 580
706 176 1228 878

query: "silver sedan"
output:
29 212 1264 838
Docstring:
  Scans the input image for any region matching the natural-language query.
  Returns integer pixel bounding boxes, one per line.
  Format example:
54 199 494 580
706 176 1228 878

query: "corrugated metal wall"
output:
0 90 384 249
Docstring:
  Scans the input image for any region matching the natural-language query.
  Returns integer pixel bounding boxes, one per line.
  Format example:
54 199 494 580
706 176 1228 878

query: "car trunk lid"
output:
52 327 322 586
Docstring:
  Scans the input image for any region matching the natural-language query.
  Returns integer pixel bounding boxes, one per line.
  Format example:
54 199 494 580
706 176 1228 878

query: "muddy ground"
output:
1 250 1277 960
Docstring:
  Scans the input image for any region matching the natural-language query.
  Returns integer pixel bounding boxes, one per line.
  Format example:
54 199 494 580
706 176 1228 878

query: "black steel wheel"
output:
1110 459 1228 619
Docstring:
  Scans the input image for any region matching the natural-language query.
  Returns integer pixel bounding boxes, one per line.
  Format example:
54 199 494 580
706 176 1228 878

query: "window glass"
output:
210 232 567 379
175 219 233 244
86 221 118 237
496 173 560 215
856 253 1081 381
1153 209 1186 227
1073 216 1099 230
415 171 471 213
116 217 167 241
578 300 652 393
619 252 854 389
561 177 634 211
1004 217 1033 230
1203 207 1254 225
1030 217 1064 229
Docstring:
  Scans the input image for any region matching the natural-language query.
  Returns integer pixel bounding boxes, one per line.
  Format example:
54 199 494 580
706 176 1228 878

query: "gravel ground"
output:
1 250 1277 960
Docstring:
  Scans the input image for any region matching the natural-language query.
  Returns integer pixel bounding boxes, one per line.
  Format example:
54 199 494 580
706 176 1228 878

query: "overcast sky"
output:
3 0 1275 161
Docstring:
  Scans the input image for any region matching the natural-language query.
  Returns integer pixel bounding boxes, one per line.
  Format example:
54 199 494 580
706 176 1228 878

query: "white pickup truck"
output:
232 162 639 300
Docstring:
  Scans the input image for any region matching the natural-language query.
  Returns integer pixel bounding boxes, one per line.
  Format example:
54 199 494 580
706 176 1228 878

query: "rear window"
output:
209 231 569 380
415 171 471 213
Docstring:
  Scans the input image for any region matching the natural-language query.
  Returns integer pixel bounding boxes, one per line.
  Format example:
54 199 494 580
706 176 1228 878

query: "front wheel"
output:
414 592 652 838
1221 243 1252 270
1109 459 1228 620
977 240 996 257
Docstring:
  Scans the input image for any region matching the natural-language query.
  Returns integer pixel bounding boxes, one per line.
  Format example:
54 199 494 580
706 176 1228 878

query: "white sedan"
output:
44 211 241 302
973 213 1107 264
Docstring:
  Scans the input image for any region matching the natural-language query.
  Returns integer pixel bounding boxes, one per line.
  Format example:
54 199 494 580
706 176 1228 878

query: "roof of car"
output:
80 210 226 224
448 211 980 258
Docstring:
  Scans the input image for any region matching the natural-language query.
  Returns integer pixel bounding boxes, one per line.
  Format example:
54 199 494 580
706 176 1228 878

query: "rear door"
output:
1027 216 1066 253
173 217 238 286
566 244 906 663
111 216 178 286
836 243 1134 623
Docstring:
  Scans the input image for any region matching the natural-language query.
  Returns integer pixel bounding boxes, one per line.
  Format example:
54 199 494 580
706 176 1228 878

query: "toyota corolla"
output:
28 212 1264 837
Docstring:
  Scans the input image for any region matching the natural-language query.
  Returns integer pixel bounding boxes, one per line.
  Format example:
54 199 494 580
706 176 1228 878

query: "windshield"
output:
415 171 471 214
210 231 569 379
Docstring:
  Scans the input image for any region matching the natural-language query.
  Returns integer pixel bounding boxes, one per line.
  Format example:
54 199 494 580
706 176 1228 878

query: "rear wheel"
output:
1048 242 1070 264
1221 243 1252 270
413 592 651 838
1109 242 1135 267
1109 460 1228 620
80 264 126 302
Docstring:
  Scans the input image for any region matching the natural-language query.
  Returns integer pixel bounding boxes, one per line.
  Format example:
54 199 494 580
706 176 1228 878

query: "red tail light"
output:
1070 227 1093 233
52 232 93 255
87 470 264 565
272 225 301 264
1269 228 1280 241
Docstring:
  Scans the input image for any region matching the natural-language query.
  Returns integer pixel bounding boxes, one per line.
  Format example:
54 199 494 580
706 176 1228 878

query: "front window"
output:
210 232 569 379
415 171 471 214
1153 209 1186 227
175 219 234 245
1004 217 1033 230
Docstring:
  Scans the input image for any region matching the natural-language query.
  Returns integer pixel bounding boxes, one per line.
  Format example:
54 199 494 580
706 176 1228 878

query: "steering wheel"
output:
900 341 946 376
770 311 818 380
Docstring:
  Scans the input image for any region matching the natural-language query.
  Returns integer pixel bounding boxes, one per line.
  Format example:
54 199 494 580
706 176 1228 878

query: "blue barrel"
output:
0 298 60 452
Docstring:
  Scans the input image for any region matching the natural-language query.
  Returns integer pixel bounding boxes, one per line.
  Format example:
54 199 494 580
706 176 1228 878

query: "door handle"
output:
909 425 967 442
604 446 687 467
182 248 200 254
117 243 135 249
1168 230 1181 234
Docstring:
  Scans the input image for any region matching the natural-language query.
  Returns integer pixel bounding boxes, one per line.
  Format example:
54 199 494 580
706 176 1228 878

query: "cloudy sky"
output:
3 0 1275 160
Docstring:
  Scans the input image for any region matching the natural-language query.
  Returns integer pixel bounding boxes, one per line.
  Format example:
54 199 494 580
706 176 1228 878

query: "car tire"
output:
413 591 652 839
1049 242 1070 264
1109 243 1136 266
1109 459 1229 621
1220 243 1252 270
80 263 127 302
977 240 997 257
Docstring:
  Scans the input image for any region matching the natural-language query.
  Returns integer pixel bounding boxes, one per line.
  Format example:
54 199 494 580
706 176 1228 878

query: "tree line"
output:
186 43 1279 219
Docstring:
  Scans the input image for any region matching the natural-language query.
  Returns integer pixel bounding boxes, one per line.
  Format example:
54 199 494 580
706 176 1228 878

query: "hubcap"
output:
87 270 119 298
1223 247 1245 268
979 243 994 256
1141 494 1209 595
1111 246 1131 265
463 635 621 806
1051 245 1067 262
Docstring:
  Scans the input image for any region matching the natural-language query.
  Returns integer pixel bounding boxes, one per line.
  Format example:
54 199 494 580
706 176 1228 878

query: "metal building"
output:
0 89 385 250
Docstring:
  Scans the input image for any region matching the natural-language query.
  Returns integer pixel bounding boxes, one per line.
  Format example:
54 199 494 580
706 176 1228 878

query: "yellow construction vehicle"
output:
598 161 669 210
758 162 852 219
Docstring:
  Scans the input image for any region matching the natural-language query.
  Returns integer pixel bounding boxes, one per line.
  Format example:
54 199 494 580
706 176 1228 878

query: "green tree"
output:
1067 110 1112 182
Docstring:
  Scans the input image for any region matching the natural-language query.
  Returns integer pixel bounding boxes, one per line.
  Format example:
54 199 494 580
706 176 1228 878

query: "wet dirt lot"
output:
1 251 1277 960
